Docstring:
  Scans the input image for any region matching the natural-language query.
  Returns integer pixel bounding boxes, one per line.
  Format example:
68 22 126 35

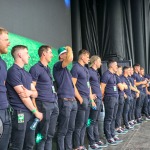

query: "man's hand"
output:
136 93 139 98
123 82 128 89
142 80 147 85
91 101 96 108
79 98 83 104
91 94 97 100
34 111 43 121
124 94 127 99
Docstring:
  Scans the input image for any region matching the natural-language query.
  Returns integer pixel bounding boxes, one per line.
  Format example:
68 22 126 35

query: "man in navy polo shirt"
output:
128 67 140 125
121 66 134 129
53 46 77 150
132 64 147 123
71 49 96 150
87 55 108 149
101 59 122 145
30 45 59 150
115 65 128 134
0 27 11 150
6 45 43 150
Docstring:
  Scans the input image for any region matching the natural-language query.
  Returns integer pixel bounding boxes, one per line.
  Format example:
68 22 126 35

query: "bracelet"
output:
90 99 94 103
31 109 36 114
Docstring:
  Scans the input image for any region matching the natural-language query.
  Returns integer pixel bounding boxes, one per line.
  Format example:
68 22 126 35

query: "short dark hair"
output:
133 63 140 69
78 49 90 57
11 45 27 58
107 59 117 68
123 66 130 72
38 45 52 57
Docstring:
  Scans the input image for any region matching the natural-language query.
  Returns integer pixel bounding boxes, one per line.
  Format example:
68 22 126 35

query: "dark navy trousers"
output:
104 96 118 140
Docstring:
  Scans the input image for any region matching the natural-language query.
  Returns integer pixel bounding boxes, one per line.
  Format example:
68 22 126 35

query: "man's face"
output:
127 68 131 76
0 32 10 54
45 48 53 63
82 53 90 64
130 68 134 75
117 67 122 75
22 48 30 65
95 58 102 69
111 62 118 72
140 69 144 76
59 52 67 61
136 66 140 73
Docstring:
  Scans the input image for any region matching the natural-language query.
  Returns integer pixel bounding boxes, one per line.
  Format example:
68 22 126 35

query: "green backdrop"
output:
1 33 72 72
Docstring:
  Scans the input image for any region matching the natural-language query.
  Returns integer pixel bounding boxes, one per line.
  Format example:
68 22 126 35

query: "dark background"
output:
0 0 72 48
1 0 150 73
71 0 150 73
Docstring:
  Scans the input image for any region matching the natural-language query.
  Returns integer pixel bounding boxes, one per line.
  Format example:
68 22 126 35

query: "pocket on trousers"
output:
17 122 25 130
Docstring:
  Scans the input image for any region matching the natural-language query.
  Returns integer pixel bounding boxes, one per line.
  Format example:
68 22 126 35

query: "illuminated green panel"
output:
1 33 72 71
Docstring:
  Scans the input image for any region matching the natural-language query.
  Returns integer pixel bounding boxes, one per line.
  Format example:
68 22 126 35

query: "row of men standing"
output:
1 27 150 150
102 63 150 146
0 27 107 150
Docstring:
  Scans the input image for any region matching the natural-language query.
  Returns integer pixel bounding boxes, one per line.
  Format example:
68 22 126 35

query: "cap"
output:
58 47 67 56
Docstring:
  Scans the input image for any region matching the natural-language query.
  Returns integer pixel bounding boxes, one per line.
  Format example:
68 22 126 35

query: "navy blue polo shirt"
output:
115 74 124 96
129 76 136 97
89 67 102 98
132 72 143 91
6 64 33 111
29 61 57 102
121 75 131 96
71 62 90 98
145 74 150 80
145 74 150 79
53 61 75 99
101 70 118 97
0 57 8 109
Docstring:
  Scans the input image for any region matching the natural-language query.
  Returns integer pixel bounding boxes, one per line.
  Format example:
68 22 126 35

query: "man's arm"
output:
89 87 96 107
130 85 140 94
135 80 147 86
31 81 38 110
62 46 73 68
100 83 106 98
14 85 43 120
117 83 125 91
72 77 83 104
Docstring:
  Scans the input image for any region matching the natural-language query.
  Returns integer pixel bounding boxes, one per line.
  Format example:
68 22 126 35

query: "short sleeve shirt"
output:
6 64 33 111
71 62 90 98
30 62 57 102
0 57 8 109
89 67 102 98
101 70 118 97
53 61 75 99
